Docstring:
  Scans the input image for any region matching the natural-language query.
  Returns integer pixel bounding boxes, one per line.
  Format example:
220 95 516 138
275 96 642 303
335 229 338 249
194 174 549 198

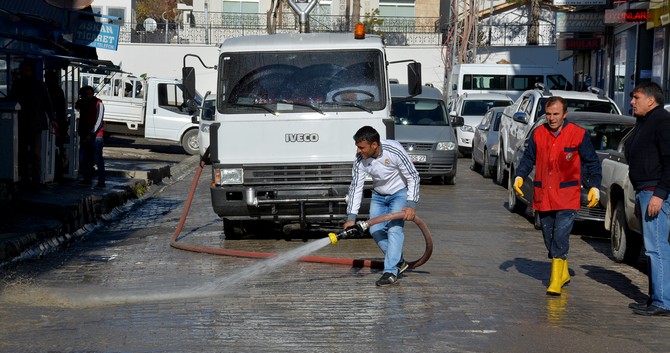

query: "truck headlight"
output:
436 141 456 151
216 168 244 185
460 125 474 133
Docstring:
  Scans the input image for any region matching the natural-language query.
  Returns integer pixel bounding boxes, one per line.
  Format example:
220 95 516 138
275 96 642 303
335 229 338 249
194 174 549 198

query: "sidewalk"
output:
0 154 199 265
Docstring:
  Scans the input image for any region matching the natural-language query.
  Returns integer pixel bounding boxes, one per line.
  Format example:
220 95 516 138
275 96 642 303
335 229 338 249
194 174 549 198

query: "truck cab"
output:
184 32 421 234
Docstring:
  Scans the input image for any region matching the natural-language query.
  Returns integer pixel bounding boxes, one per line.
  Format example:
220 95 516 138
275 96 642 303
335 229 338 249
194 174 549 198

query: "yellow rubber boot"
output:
546 258 564 296
561 259 570 287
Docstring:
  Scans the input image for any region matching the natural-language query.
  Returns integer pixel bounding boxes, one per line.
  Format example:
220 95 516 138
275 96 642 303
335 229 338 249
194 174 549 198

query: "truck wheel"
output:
444 175 456 185
482 149 491 178
611 199 642 264
507 167 524 213
495 152 507 186
181 129 199 156
223 218 242 240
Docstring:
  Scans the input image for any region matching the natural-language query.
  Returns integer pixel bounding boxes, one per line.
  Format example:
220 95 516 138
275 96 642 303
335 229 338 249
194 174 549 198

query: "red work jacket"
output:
532 122 585 211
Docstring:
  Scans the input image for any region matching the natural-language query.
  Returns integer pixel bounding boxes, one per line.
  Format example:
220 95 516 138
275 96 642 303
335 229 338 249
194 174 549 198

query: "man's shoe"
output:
632 305 670 316
628 302 649 310
375 272 398 286
397 260 409 275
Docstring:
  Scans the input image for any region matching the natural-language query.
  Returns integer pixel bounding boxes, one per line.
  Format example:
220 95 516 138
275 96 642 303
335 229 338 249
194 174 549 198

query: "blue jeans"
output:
94 136 105 184
369 188 407 276
636 190 670 310
539 210 576 259
79 136 105 184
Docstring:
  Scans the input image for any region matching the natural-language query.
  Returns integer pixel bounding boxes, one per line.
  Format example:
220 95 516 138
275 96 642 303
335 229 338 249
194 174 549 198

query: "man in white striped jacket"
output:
344 126 420 286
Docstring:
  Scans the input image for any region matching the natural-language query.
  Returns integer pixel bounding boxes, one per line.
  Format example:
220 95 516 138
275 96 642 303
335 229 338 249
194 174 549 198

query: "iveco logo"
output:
285 133 319 142
407 143 415 152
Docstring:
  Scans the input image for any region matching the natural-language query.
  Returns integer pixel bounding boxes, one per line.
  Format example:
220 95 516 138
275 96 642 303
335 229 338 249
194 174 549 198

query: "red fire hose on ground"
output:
170 154 433 270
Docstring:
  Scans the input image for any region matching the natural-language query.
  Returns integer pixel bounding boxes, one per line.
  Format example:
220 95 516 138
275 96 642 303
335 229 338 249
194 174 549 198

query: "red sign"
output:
557 37 602 51
605 8 648 24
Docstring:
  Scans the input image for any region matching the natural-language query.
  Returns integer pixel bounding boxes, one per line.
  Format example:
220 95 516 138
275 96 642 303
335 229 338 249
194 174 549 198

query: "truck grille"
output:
244 163 352 185
400 142 434 152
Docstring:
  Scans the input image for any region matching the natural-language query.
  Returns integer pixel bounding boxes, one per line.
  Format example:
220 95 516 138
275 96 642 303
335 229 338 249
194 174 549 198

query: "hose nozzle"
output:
329 221 369 245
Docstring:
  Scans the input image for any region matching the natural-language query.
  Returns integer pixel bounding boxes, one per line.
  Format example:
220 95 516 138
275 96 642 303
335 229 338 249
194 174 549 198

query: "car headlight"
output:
436 141 456 151
460 125 474 133
216 168 244 185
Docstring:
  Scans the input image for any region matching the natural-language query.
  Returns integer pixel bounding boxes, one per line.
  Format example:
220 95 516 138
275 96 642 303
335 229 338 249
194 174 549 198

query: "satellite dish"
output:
144 18 157 32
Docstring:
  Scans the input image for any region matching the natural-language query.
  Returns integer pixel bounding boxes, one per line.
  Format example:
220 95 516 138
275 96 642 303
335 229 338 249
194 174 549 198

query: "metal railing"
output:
114 11 555 47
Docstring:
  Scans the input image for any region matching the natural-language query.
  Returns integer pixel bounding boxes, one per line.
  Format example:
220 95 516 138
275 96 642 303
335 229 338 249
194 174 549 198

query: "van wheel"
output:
181 129 199 155
482 149 491 178
611 199 641 264
507 167 524 213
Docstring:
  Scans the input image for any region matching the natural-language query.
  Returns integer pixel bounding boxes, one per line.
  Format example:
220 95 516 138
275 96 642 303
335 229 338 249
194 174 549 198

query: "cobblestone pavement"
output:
0 159 668 353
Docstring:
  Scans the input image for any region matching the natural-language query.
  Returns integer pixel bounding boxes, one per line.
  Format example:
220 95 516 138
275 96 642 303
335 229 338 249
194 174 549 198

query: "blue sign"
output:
73 20 119 51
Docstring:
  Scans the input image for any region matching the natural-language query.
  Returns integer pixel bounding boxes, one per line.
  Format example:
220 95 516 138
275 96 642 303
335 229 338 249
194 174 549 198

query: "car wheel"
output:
611 199 642 264
495 152 507 186
534 211 542 230
507 167 524 213
482 149 491 178
181 129 200 155
470 153 481 172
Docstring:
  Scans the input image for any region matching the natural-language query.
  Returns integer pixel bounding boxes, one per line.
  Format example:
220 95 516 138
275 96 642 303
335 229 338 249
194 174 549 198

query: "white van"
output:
448 63 572 105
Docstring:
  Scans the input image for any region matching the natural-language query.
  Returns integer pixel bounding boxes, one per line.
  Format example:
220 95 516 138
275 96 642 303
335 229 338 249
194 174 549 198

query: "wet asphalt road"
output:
0 145 669 352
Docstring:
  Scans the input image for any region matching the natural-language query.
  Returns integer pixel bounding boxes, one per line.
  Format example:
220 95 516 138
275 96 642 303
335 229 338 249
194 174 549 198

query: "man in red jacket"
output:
513 96 602 296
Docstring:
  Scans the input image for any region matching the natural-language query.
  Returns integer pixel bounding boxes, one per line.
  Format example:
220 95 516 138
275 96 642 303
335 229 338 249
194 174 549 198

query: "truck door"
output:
144 80 195 142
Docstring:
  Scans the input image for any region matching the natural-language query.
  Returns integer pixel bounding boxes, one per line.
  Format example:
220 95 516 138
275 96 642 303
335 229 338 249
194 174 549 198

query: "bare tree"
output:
527 0 540 45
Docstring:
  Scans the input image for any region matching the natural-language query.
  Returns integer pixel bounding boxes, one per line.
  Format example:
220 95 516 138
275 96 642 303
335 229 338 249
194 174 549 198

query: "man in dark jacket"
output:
75 85 106 188
626 82 670 316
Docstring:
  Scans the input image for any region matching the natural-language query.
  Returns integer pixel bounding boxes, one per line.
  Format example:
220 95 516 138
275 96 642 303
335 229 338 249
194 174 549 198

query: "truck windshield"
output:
218 50 385 114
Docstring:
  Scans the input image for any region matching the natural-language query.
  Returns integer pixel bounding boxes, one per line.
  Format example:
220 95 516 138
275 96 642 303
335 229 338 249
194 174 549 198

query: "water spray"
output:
170 150 433 271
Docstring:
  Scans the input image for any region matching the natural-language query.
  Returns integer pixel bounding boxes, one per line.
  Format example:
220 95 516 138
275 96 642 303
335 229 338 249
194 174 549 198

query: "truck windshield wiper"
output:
277 99 325 115
228 102 278 116
321 102 373 114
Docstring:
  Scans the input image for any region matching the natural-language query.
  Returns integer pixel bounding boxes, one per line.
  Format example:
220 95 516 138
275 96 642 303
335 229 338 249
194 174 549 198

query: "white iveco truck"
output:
183 28 421 235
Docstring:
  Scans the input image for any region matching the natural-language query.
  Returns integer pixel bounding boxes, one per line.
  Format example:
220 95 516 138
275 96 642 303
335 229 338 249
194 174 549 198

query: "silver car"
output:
391 84 461 185
471 106 505 180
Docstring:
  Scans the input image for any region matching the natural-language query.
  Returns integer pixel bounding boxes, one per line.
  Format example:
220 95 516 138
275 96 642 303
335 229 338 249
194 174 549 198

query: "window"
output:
0 58 7 98
508 75 543 90
379 0 415 17
222 0 259 28
463 74 506 90
157 83 187 113
107 7 125 24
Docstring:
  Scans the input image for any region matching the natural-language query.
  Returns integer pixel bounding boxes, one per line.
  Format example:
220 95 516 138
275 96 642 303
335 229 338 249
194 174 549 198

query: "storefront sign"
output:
605 8 649 24
73 20 119 51
553 0 606 5
556 37 602 51
556 12 604 33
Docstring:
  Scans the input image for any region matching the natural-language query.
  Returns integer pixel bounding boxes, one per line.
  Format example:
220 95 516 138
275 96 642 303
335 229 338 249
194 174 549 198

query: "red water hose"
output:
170 156 433 270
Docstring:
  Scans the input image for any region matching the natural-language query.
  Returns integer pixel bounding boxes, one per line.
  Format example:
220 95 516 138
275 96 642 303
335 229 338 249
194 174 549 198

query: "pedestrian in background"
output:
513 96 601 296
75 85 105 189
626 82 670 316
344 125 420 286
45 70 68 183
9 60 57 192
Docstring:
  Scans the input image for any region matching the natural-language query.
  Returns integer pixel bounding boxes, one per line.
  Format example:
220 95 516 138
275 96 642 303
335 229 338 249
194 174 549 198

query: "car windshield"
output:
392 99 449 126
462 99 511 116
218 50 385 114
536 97 620 118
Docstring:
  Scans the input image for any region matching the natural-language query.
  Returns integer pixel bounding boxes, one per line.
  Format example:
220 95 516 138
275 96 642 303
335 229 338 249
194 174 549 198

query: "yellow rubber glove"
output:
513 176 524 197
587 187 600 208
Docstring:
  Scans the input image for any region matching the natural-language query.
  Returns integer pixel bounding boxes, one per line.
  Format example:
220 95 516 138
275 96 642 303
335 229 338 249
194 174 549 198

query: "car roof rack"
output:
587 86 606 99
535 82 551 96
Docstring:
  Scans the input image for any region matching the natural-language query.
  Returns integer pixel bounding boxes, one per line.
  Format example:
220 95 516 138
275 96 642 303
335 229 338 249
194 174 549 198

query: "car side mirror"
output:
451 116 464 127
449 111 457 118
512 111 529 124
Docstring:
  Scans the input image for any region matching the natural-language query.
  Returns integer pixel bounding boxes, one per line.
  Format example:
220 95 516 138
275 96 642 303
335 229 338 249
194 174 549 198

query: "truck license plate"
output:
410 155 426 163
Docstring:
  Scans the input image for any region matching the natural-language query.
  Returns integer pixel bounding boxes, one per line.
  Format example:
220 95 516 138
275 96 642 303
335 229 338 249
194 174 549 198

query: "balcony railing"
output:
114 12 555 47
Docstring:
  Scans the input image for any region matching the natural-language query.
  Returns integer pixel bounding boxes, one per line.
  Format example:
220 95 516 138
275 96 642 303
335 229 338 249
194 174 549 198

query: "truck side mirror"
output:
182 67 196 102
407 62 422 96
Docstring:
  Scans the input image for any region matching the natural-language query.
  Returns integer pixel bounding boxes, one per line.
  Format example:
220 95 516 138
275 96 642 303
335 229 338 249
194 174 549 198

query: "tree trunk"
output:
527 0 540 45
352 0 360 28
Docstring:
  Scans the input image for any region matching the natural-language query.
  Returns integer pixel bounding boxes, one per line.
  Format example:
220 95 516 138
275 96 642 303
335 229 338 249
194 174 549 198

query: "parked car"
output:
449 92 513 156
471 106 505 179
391 84 462 184
508 111 636 229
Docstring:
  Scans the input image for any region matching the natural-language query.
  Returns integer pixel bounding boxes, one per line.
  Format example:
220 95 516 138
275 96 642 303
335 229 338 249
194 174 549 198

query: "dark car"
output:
471 106 505 179
507 111 636 229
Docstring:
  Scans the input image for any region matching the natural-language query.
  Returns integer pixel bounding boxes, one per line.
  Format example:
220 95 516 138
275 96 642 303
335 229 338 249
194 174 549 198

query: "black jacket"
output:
625 105 670 200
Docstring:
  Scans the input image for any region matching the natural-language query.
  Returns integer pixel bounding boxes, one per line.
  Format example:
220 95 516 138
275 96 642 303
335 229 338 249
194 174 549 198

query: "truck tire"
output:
495 150 507 186
611 199 642 264
181 129 199 156
482 149 491 178
223 218 242 240
507 166 524 213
